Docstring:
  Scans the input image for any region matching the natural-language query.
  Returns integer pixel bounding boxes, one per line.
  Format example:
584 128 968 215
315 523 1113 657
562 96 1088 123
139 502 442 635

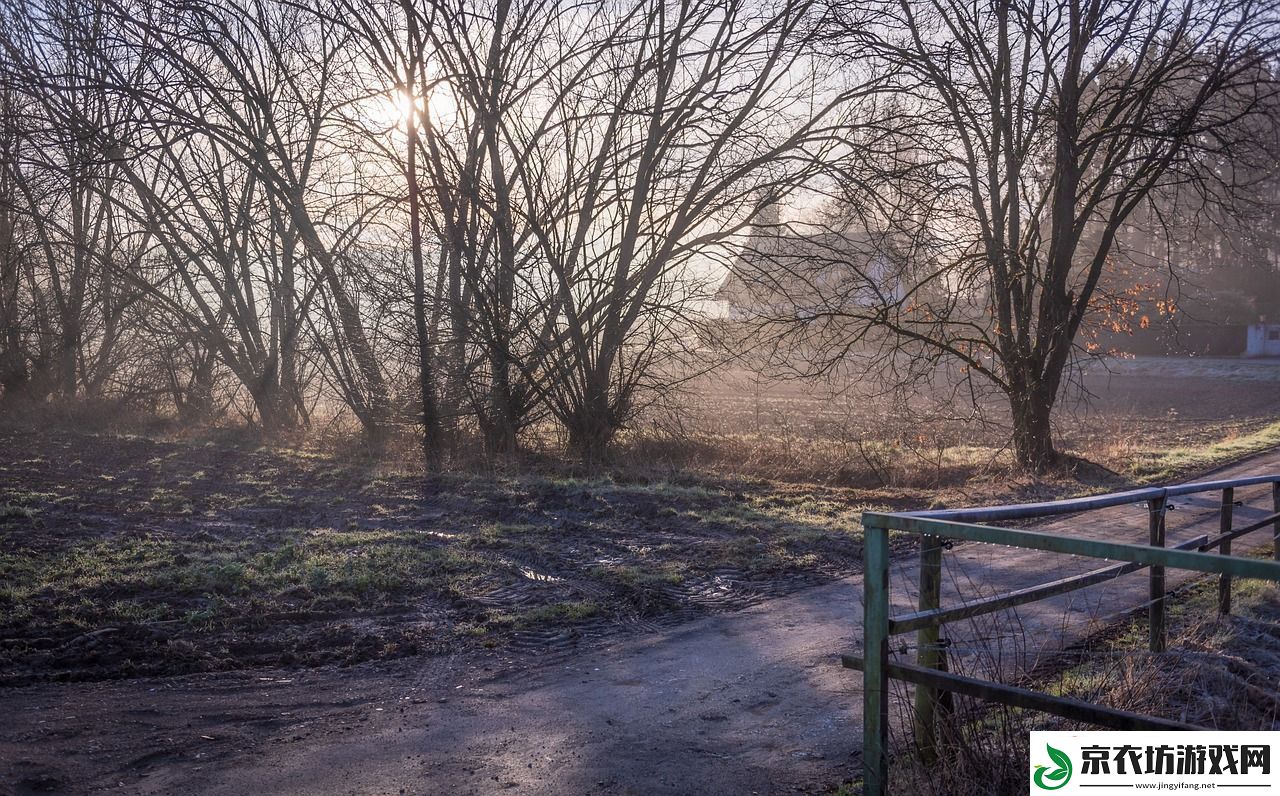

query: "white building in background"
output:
1245 321 1280 357
715 205 907 322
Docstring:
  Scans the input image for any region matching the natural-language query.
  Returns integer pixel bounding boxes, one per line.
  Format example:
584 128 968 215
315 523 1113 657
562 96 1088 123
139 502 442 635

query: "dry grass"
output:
638 362 1280 489
1048 576 1280 730
14 359 1277 495
872 576 1280 796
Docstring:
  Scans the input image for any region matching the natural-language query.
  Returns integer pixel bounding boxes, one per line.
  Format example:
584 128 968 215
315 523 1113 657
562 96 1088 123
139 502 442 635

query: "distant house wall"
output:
715 238 899 321
1246 323 1280 357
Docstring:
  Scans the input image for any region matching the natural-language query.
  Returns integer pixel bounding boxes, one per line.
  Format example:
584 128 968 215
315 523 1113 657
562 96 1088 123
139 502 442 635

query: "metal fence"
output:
847 475 1280 796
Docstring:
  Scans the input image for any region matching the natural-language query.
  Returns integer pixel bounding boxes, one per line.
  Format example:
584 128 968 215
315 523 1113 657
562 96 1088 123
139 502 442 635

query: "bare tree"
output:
23 0 1266 478
494 0 854 462
98 0 395 440
331 0 853 464
339 0 586 460
747 0 1279 471
0 80 37 404
0 0 151 405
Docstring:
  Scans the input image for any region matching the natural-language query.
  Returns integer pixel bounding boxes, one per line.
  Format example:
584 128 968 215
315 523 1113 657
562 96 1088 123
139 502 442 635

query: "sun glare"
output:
369 87 456 130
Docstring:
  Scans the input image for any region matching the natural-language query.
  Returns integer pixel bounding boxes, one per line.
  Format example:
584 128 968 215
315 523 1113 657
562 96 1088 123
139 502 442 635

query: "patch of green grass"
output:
1 489 58 502
257 486 292 506
589 563 686 614
0 489 55 522
1125 420 1280 483
147 487 190 511
0 528 505 634
489 599 602 628
695 492 869 537
250 530 489 598
591 562 686 588
464 522 541 550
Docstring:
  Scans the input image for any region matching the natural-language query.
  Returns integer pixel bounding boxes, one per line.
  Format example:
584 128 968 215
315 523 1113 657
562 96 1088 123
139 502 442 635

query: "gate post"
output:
864 524 891 796
1148 496 1167 653
1218 488 1234 615
914 534 944 763
1272 481 1280 562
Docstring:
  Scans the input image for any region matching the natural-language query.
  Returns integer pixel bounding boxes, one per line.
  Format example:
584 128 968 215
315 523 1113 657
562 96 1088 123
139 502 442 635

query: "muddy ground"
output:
0 426 886 686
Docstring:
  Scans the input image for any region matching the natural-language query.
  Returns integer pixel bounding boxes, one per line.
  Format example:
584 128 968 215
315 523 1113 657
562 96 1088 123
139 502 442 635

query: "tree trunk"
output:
1009 384 1057 473
0 347 28 406
406 60 443 466
566 414 614 467
57 320 78 398
175 353 216 424
482 355 518 459
439 244 464 447
250 360 296 435
289 208 389 445
255 387 294 435
565 378 618 467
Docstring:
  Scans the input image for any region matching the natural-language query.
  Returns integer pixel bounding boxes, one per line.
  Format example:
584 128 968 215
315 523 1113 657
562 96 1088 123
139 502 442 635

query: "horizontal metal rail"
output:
861 512 1280 582
888 534 1209 635
842 655 1204 732
900 474 1280 523
1165 475 1280 497
1198 511 1280 552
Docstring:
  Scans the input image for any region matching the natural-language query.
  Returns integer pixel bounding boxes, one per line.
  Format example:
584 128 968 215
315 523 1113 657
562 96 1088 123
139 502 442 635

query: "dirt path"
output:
4 451 1280 796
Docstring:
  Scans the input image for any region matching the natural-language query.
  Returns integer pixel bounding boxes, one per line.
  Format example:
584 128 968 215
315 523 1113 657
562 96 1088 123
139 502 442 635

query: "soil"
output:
0 426 883 687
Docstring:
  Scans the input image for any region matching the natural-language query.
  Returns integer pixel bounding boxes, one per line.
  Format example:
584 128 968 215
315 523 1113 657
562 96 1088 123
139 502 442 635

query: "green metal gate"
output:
850 475 1280 795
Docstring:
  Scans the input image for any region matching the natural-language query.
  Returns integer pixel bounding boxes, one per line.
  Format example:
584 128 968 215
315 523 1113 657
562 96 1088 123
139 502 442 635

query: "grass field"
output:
0 427 880 684
2 358 1278 686
646 359 1280 487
